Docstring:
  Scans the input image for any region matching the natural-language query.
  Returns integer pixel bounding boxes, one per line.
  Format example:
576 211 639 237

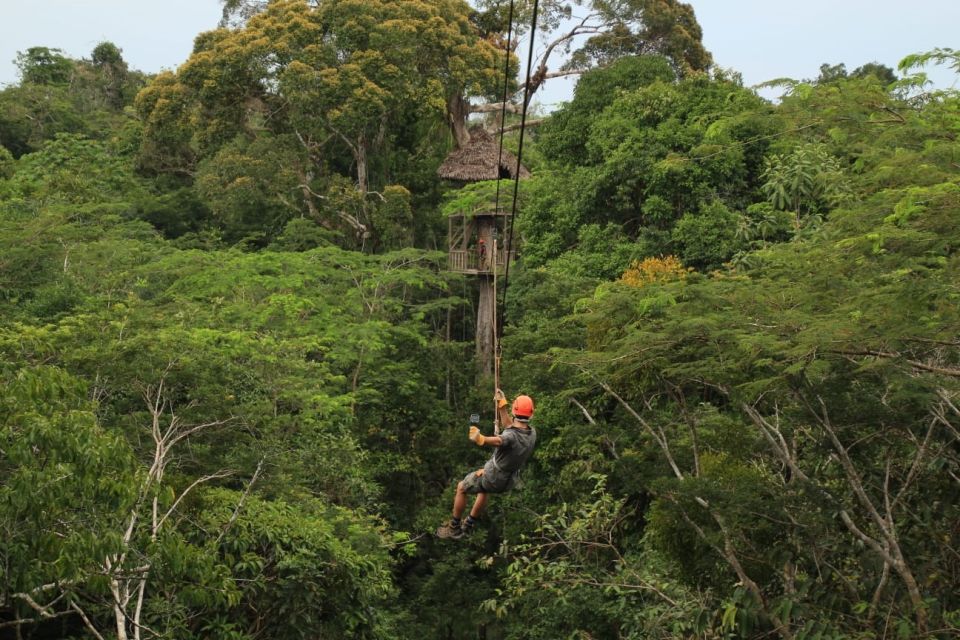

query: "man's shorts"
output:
460 470 488 494
459 468 513 495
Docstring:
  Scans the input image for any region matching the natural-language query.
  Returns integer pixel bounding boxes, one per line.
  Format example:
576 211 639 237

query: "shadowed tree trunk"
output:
475 216 496 376
447 94 471 149
477 274 495 377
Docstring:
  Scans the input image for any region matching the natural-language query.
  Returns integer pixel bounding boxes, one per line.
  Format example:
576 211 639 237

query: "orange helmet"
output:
512 395 534 420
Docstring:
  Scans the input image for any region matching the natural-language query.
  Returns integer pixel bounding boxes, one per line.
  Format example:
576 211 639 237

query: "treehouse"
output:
446 208 514 275
437 128 529 276
437 128 530 375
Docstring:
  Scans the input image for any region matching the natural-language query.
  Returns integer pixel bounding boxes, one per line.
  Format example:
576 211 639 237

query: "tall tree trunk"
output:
447 94 471 149
476 274 495 378
356 134 369 195
475 215 496 377
355 135 372 248
445 306 452 404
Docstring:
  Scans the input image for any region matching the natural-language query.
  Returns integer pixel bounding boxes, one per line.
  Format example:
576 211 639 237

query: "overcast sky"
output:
1 0 957 103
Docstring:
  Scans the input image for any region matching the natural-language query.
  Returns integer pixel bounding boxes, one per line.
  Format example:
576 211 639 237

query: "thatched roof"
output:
437 128 531 182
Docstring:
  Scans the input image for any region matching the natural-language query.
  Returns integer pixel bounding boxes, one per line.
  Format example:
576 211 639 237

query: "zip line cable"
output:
483 0 539 431
491 0 516 433
492 0 517 219
498 0 540 347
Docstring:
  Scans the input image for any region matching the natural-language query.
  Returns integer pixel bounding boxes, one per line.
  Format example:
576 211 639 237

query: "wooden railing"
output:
448 249 514 274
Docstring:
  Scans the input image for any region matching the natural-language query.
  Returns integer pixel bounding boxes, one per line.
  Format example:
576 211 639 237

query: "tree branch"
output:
542 68 590 81
741 402 808 482
12 592 57 618
215 458 265 545
166 417 236 449
809 396 891 536
526 15 602 99
70 599 107 640
807 395 929 632
569 397 597 425
0 609 73 629
597 380 683 480
157 470 235 531
469 101 522 115
499 118 545 134
892 417 936 509
827 349 960 378
839 511 897 566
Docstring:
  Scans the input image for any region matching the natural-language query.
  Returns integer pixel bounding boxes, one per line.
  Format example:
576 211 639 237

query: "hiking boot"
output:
436 520 464 539
461 518 476 536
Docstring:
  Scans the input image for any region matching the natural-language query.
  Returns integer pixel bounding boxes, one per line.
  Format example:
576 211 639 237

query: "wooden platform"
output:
448 249 513 275
447 208 515 276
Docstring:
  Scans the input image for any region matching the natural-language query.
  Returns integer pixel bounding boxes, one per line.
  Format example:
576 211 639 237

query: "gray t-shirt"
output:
482 425 537 492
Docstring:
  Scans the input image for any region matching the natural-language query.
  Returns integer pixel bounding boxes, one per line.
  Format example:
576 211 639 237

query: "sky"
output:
0 0 224 87
1 0 957 103
694 0 959 98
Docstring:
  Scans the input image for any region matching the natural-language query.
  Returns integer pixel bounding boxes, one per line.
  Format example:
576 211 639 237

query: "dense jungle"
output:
1 1 959 638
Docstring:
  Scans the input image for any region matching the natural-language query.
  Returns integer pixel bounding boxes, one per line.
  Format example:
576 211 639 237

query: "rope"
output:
497 0 540 349
491 0 516 435
492 0 517 219
486 0 539 433
492 229 501 435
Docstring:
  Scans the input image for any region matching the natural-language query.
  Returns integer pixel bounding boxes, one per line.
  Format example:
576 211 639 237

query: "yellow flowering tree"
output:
620 254 691 287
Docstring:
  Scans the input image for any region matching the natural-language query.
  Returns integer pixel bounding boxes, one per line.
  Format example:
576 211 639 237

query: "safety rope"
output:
500 0 539 340
492 229 501 434
490 0 540 433
497 0 540 380
491 0 517 221
491 0 516 435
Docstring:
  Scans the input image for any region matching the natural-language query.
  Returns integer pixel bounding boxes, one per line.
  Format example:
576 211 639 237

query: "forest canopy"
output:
1 3 959 639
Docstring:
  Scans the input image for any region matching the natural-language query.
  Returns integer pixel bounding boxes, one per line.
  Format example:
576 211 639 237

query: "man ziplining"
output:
436 390 537 539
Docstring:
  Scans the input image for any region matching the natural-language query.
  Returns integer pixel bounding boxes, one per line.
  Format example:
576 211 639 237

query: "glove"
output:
469 425 486 446
494 389 508 408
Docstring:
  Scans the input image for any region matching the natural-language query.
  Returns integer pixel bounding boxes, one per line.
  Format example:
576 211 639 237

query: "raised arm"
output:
494 389 513 430
469 425 503 448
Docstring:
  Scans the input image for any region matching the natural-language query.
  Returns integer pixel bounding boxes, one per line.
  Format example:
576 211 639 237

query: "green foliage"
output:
91 41 123 66
8 133 145 204
736 202 793 244
440 179 531 221
269 217 337 252
137 0 502 247
761 143 851 225
491 57 960 638
543 223 645 280
0 144 13 180
672 200 743 270
132 186 215 239
899 47 960 76
134 70 196 174
0 83 88 156
0 45 146 157
84 41 137 110
15 46 74 85
194 133 308 243
3 17 960 640
370 185 414 250
568 0 713 75
851 62 898 85
0 122 464 629
0 366 140 626
189 489 397 638
538 55 676 165
524 72 777 270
